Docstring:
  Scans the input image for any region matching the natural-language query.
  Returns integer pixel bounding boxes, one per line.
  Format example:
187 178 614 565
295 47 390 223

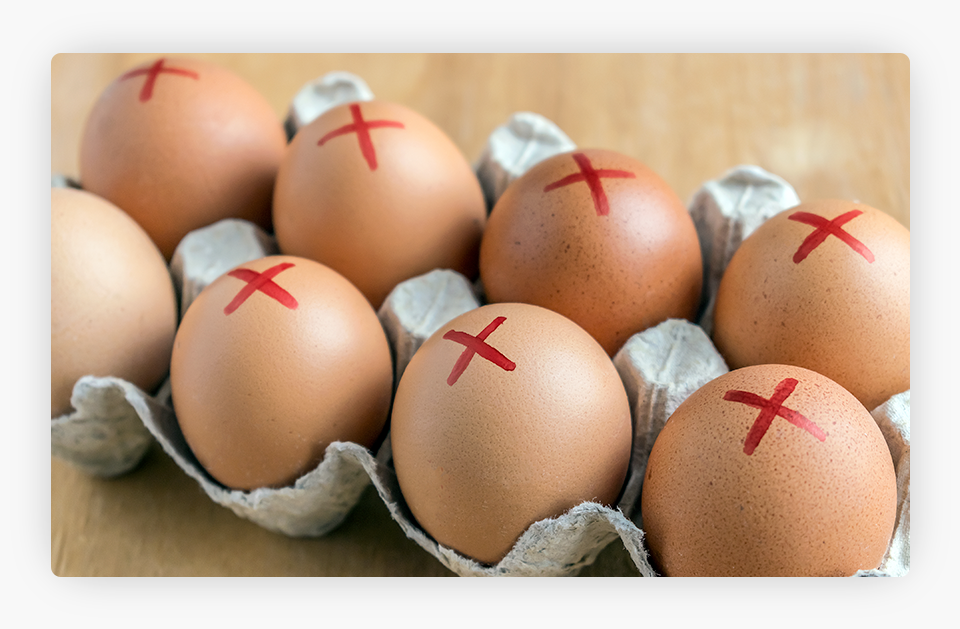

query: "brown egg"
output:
79 56 287 259
479 149 702 356
170 255 393 491
391 303 633 565
51 187 178 418
640 364 897 576
713 200 910 411
272 100 486 309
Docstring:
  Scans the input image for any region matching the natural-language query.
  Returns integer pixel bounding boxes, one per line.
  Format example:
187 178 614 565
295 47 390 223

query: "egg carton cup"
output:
473 111 577 212
51 376 166 477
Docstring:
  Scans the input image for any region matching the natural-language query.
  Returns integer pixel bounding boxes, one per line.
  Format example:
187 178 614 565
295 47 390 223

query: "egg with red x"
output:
80 56 287 260
640 364 897 576
480 148 703 356
390 303 633 565
272 100 487 309
712 199 910 411
170 255 393 491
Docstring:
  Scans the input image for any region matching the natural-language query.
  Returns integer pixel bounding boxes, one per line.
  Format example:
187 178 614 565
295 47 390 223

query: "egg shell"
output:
390 302 633 565
79 56 287 260
51 187 178 418
712 199 910 411
640 364 898 577
479 148 703 356
272 100 487 309
170 255 393 491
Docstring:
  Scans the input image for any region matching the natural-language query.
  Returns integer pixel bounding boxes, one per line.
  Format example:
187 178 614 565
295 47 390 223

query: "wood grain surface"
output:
50 53 909 577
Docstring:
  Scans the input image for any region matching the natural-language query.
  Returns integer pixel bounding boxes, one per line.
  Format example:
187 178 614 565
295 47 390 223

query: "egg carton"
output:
50 71 910 575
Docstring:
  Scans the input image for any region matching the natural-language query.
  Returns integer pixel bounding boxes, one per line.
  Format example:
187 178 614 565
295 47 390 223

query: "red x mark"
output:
317 103 405 171
723 378 826 455
543 152 636 216
223 262 299 315
788 209 875 264
441 316 517 386
120 58 199 103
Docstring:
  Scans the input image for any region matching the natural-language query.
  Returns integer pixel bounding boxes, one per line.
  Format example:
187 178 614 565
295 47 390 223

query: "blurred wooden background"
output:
50 53 909 576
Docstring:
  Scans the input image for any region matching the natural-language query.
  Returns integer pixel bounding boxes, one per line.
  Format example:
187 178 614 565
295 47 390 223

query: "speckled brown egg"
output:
712 200 910 411
79 56 287 259
272 100 486 309
640 364 897 577
390 302 633 565
52 187 178 418
479 149 702 356
170 255 393 491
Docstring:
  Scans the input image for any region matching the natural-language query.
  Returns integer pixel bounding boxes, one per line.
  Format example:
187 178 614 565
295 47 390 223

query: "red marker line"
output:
723 377 826 455
317 103 405 170
442 316 516 386
120 58 199 102
788 209 875 264
223 262 299 315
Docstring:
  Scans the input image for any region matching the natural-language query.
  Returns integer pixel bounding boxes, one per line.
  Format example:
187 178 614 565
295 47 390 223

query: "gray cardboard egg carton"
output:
51 72 910 576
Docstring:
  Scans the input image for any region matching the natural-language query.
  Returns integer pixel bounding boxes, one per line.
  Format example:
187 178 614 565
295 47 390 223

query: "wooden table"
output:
50 53 909 577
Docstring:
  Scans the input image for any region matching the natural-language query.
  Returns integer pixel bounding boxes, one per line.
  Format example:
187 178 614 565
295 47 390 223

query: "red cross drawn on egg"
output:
223 262 299 315
723 377 827 455
441 316 517 386
542 152 637 216
317 102 405 171
120 58 199 102
788 209 875 264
